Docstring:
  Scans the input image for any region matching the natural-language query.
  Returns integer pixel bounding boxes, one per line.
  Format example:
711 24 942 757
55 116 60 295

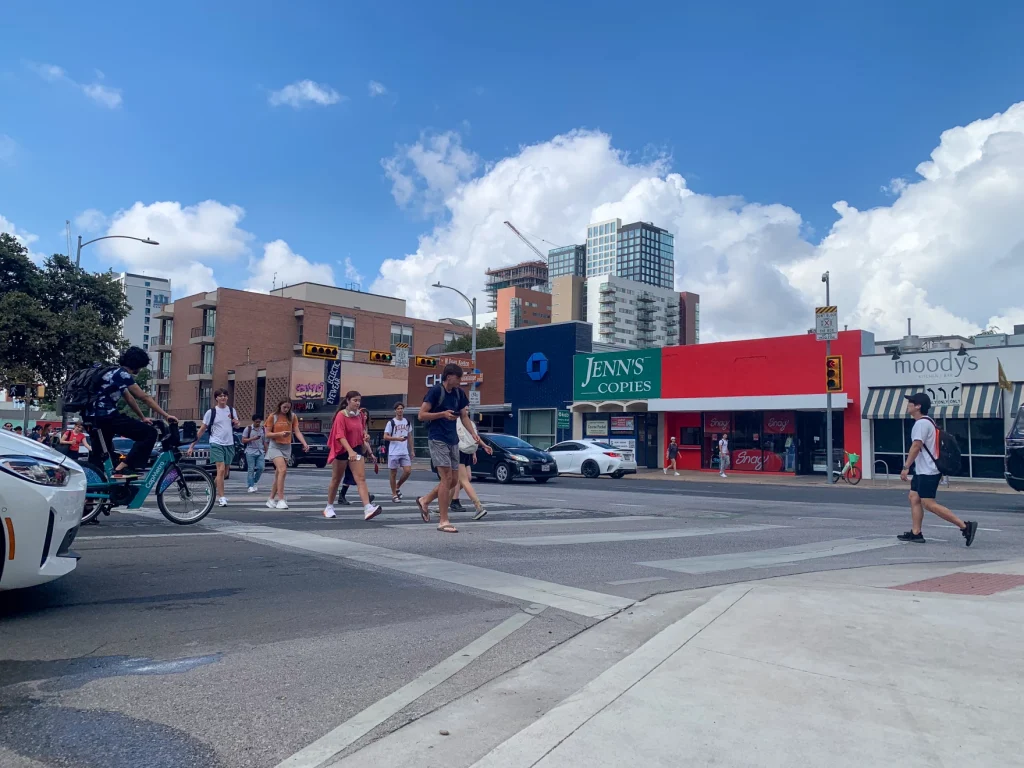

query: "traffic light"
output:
414 356 438 368
826 355 843 392
368 350 394 364
302 342 339 360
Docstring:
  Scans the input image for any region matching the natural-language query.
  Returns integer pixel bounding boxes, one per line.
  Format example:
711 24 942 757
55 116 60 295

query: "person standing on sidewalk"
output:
718 433 730 478
384 403 413 503
189 388 238 507
242 415 267 493
898 393 978 545
664 437 680 476
324 391 382 521
265 400 306 510
416 362 483 534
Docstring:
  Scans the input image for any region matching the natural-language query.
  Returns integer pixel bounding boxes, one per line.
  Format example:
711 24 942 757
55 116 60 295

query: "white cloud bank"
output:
30 62 122 108
371 103 1024 340
268 80 342 108
0 213 45 264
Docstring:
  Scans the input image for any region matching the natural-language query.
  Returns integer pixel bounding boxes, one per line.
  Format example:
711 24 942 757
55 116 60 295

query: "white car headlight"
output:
508 453 531 463
0 455 71 486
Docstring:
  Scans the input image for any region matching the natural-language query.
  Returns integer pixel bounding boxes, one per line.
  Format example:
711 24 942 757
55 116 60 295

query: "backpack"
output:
206 406 237 432
62 364 117 413
456 419 478 454
922 417 963 477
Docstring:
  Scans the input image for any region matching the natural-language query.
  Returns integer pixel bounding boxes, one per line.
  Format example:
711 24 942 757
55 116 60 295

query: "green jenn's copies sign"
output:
574 349 662 401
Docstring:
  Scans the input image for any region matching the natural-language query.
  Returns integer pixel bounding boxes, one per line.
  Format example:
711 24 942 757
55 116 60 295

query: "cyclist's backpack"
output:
62 364 117 413
922 417 963 477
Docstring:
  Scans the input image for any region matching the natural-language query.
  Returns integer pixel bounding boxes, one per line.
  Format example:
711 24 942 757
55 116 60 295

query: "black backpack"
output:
62 364 117 413
922 417 963 477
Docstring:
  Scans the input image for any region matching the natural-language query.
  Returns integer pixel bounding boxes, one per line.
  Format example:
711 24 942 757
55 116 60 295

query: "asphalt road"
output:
2 468 1021 768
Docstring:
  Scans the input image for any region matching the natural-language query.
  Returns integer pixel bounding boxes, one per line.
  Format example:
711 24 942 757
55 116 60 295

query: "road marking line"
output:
76 532 226 540
606 576 669 586
490 524 785 547
796 517 855 522
176 516 634 619
275 609 541 768
386 516 662 530
609 503 645 508
641 537 900 574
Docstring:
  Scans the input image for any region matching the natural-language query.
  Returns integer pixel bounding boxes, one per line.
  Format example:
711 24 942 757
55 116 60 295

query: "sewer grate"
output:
890 572 1024 596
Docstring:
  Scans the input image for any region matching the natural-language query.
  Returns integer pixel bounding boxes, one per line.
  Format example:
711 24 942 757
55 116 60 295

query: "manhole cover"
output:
890 572 1024 596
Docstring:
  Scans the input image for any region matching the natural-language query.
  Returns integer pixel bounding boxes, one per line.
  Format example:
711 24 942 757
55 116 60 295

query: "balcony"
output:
153 303 174 320
187 363 214 381
151 334 172 352
191 292 218 309
189 325 215 344
153 367 171 385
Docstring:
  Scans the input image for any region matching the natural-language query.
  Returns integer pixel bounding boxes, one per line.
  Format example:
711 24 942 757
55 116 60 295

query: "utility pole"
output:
823 272 833 482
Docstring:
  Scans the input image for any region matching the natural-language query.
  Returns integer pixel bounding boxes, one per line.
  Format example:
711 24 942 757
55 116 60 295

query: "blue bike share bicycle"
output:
79 419 216 525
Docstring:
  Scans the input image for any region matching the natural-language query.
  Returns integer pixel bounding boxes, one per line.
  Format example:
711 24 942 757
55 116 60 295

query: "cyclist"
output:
83 346 178 478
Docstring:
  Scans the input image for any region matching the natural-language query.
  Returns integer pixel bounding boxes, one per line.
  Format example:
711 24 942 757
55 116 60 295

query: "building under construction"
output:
484 260 549 311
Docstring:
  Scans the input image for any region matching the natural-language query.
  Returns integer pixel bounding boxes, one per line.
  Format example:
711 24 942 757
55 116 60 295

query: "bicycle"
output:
79 420 216 525
831 450 862 485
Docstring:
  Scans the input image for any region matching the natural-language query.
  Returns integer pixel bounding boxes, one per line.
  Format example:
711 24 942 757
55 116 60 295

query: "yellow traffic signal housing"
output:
414 356 438 368
303 342 339 360
368 350 394 364
826 355 843 392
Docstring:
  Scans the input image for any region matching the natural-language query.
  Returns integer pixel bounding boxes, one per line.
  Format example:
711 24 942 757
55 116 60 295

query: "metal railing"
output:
188 363 213 376
190 324 215 338
873 459 891 486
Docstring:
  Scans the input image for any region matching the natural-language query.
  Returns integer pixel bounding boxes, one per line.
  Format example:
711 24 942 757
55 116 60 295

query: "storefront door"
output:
795 411 845 475
644 413 659 468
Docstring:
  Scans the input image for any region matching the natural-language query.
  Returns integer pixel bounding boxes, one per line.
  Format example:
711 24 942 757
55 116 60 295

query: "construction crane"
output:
503 221 548 262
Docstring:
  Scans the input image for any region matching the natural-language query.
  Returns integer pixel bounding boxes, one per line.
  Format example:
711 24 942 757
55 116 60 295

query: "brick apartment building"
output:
151 283 469 430
494 286 552 333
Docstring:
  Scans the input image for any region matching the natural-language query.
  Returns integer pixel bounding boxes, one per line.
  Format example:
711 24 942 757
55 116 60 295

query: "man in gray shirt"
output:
242 415 267 493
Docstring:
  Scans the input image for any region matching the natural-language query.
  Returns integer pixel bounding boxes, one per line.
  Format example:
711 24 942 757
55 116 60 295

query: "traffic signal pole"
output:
825 280 833 483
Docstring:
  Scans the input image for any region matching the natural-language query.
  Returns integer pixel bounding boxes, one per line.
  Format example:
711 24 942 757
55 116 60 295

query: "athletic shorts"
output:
429 439 460 470
266 442 292 461
210 443 235 465
911 473 941 499
459 450 476 467
388 455 411 469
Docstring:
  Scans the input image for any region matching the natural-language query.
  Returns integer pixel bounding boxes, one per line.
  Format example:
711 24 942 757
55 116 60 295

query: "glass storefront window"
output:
969 418 1005 456
520 409 556 450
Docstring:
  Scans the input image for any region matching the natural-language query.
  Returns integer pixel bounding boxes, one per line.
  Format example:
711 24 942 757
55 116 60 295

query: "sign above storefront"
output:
574 349 661 401
585 419 609 437
610 415 635 432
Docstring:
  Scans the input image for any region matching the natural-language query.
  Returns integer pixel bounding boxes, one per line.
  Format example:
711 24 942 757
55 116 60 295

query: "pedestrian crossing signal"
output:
303 342 339 360
369 350 393 364
414 356 438 368
826 355 843 392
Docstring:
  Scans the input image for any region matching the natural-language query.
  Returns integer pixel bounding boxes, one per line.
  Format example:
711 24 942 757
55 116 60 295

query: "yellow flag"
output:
997 358 1013 393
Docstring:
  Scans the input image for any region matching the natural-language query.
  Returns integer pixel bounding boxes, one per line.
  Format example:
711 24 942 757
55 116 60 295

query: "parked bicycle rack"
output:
873 459 890 486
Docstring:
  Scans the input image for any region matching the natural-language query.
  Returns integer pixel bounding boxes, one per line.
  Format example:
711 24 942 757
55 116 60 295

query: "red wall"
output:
659 331 867 470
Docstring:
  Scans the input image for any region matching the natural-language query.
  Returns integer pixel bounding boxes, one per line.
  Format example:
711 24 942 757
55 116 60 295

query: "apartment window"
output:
158 352 171 379
145 307 150 315
444 330 464 346
145 281 151 287
329 314 356 354
198 382 212 415
146 298 151 306
390 323 413 351
163 319 173 344
296 319 303 344
520 409 556 451
157 386 169 412
201 343 215 372
146 289 152 297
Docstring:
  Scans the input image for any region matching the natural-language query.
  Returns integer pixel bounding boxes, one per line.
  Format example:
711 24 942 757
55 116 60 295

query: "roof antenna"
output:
272 271 278 291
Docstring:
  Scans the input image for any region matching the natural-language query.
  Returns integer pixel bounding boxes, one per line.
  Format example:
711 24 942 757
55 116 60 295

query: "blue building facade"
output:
504 322 593 449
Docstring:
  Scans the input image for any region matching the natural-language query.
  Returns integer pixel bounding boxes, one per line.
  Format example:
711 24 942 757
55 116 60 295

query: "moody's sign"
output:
893 350 979 380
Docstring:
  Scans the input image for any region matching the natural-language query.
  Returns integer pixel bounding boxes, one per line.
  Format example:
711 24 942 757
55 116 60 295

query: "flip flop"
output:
437 523 458 534
416 497 430 523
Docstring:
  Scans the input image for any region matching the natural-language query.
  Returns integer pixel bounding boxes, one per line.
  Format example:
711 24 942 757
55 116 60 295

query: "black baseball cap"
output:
905 392 931 412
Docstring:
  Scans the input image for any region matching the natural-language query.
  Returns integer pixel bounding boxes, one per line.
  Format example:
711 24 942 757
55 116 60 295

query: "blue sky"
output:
3 1 1023 339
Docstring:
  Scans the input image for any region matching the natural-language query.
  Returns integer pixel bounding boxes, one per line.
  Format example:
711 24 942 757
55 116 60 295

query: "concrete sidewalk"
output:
338 559 1024 768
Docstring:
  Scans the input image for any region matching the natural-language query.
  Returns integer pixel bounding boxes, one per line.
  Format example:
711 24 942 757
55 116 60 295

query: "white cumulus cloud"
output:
268 80 343 108
30 62 122 108
368 80 388 97
245 240 335 292
82 83 123 108
74 208 108 233
372 106 1024 341
342 256 364 286
0 213 45 264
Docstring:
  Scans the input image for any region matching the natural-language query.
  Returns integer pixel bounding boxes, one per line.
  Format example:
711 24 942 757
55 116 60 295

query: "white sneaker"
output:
217 497 228 507
364 504 382 521
266 499 276 509
663 468 667 474
276 500 289 510
247 486 256 493
323 504 336 519
720 472 727 478
674 471 680 476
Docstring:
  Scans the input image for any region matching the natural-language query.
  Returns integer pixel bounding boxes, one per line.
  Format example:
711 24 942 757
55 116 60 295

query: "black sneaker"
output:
897 531 926 543
337 497 352 506
450 499 465 512
962 521 978 547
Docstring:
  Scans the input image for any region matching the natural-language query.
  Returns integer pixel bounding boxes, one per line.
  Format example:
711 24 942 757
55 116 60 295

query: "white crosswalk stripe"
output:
488 524 785 547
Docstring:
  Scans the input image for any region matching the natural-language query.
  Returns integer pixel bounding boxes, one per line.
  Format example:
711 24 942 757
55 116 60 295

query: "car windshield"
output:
304 433 327 444
488 434 535 450
1012 408 1024 439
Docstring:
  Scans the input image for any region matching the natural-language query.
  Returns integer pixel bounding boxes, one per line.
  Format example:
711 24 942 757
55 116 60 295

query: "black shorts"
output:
911 473 941 499
459 450 475 467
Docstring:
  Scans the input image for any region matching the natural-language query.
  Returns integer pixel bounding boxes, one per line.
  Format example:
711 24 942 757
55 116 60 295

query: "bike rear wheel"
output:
846 464 862 485
80 461 111 524
156 464 215 525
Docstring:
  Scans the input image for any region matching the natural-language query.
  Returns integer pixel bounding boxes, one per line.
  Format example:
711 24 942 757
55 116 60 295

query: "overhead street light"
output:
76 234 159 267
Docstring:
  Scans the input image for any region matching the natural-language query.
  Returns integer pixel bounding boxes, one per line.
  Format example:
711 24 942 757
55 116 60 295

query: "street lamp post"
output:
76 234 159 267
432 282 478 406
822 271 833 482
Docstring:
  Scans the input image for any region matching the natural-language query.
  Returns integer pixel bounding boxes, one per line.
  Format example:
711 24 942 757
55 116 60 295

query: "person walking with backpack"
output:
189 388 239 507
384 403 413 503
264 400 307 510
242 415 267 493
898 392 978 545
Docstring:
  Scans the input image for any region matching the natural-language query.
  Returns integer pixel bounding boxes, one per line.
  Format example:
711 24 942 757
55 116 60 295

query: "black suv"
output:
435 433 558 484
286 432 329 468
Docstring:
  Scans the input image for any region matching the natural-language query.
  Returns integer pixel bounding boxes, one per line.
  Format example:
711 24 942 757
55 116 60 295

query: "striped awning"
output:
862 384 1003 420
1011 382 1023 415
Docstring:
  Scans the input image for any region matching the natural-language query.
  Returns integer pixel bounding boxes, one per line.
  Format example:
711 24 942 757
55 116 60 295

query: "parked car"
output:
286 432 329 468
111 436 161 467
1006 405 1024 492
435 434 558 484
548 439 638 479
0 428 86 591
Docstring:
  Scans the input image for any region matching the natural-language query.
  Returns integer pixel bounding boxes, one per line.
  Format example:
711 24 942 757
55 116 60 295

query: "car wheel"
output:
534 477 551 483
236 455 247 472
611 470 626 479
315 461 327 469
494 462 513 484
581 460 601 479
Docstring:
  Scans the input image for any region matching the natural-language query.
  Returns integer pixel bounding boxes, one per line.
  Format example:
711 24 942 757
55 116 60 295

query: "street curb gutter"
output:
468 585 751 768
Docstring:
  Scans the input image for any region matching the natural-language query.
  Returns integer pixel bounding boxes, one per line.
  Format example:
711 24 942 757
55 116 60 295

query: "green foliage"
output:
0 233 131 401
443 326 503 353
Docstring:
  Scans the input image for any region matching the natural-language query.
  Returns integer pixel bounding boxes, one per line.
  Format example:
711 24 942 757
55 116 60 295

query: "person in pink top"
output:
324 391 382 521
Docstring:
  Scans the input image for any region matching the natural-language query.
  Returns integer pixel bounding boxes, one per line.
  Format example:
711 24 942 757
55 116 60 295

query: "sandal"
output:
437 523 458 534
416 497 430 523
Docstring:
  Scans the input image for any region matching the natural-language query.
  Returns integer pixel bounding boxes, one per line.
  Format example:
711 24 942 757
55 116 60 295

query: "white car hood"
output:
0 429 71 464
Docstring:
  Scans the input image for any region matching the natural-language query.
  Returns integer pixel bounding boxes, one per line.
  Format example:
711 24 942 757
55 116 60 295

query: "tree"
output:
0 234 131 407
444 326 503 353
